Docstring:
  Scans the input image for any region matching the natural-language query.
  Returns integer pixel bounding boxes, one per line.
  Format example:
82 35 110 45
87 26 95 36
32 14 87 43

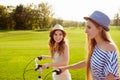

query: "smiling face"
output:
53 30 64 43
85 20 101 39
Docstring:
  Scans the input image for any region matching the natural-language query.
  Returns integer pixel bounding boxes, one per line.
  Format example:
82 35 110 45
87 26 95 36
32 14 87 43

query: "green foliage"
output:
0 5 15 30
0 27 120 80
0 2 53 30
13 4 26 30
37 2 53 30
113 13 120 26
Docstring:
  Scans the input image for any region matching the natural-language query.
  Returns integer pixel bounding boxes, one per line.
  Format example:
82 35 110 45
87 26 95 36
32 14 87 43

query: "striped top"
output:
90 45 119 80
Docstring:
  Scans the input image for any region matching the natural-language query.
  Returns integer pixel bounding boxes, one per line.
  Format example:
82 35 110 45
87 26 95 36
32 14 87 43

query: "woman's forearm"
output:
65 61 86 70
41 55 52 59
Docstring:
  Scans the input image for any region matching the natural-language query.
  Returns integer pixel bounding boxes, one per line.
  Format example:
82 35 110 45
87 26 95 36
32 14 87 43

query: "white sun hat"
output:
53 24 64 31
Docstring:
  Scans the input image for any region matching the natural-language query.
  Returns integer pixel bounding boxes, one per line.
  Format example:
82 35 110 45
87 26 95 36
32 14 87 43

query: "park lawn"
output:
0 27 120 80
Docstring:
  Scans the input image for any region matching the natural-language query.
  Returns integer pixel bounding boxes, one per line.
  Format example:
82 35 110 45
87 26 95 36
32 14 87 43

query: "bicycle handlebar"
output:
35 64 42 71
34 57 62 80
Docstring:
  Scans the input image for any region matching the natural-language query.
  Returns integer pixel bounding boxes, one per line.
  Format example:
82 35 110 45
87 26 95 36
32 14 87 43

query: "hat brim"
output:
51 29 66 34
83 17 109 31
84 16 101 26
84 17 97 22
84 17 90 20
84 17 99 25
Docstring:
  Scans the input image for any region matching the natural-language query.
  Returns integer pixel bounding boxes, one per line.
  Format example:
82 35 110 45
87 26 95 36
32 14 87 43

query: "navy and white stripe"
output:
90 45 119 80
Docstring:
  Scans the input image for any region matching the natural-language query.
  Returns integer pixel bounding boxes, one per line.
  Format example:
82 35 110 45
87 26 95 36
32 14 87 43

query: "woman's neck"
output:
95 36 105 46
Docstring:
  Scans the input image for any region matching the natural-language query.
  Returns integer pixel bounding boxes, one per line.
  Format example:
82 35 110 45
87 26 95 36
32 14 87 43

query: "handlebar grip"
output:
53 68 62 75
38 56 42 60
46 67 49 69
35 65 42 71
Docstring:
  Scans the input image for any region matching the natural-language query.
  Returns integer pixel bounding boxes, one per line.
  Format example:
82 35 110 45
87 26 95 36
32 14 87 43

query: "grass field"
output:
0 27 120 80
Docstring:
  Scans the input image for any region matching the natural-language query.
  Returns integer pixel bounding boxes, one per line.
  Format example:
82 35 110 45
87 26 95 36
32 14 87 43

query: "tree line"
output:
0 2 120 30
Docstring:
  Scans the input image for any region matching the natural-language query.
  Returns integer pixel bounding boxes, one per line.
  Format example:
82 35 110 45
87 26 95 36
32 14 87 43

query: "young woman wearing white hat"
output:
57 11 120 80
40 24 71 80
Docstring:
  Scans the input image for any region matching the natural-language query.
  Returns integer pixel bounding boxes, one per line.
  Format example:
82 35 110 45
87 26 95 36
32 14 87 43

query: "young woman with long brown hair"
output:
40 24 71 80
57 11 119 80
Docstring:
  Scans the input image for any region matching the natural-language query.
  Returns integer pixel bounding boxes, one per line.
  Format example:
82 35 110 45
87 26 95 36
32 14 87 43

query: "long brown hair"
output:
49 29 66 58
86 19 111 80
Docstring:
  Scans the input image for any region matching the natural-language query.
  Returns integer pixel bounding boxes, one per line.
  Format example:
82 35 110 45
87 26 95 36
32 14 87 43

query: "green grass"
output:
0 27 120 80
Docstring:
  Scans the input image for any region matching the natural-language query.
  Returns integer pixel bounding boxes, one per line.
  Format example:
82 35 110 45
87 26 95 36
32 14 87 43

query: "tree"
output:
6 6 15 30
113 13 120 26
50 18 63 27
37 2 53 30
13 4 28 30
21 4 37 30
0 5 8 30
113 8 120 27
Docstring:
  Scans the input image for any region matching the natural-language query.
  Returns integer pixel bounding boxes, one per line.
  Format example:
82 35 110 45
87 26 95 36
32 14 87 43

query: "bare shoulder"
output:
104 42 117 51
64 42 69 47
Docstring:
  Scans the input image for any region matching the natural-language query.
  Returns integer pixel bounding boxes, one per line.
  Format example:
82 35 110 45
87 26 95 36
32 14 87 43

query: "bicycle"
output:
23 56 61 80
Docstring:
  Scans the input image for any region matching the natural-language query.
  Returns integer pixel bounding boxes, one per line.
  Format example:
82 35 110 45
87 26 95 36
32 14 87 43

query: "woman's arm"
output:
41 55 52 59
65 61 86 69
55 61 86 74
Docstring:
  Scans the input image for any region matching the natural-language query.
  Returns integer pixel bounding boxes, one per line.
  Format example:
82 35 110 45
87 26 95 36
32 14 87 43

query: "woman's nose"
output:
85 28 87 33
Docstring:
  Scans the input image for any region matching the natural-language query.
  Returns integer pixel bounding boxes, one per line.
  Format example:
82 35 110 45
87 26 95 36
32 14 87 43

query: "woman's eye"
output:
59 33 62 36
87 26 91 29
54 34 57 36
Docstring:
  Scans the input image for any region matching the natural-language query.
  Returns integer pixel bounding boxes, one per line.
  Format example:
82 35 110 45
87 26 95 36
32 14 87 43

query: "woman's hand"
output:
54 67 67 75
59 67 67 73
42 64 49 69
105 73 115 80
40 55 46 59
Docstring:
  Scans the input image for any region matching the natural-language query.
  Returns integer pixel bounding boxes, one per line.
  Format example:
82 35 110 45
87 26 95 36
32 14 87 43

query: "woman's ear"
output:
98 26 103 32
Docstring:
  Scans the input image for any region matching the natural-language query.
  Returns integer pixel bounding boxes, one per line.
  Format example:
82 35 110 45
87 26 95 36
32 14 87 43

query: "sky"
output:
0 0 120 21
